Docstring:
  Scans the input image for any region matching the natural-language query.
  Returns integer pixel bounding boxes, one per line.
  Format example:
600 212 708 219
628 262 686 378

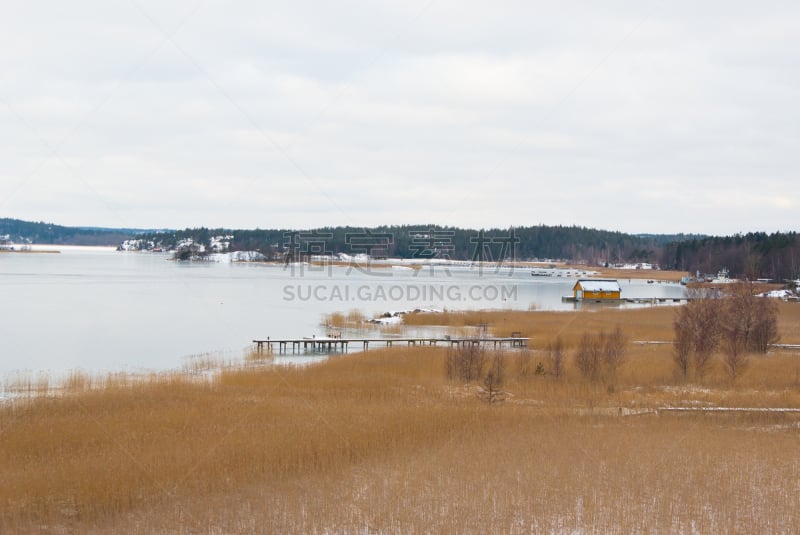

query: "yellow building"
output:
573 279 621 300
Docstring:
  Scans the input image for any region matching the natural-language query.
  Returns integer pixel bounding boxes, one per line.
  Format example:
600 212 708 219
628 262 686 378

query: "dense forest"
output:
0 218 146 246
132 224 676 264
134 226 800 280
659 232 800 281
6 217 799 281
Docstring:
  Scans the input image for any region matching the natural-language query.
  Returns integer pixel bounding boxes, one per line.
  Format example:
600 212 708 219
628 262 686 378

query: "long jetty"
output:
253 336 529 354
562 296 692 304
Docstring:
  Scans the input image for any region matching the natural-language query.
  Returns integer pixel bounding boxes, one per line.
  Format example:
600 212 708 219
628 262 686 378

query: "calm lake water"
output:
0 247 685 377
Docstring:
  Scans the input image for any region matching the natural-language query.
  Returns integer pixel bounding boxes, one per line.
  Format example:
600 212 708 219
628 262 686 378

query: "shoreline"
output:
0 249 60 254
6 301 800 388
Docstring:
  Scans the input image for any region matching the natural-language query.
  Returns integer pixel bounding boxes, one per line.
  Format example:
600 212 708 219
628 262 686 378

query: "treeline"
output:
7 216 800 280
659 232 800 281
0 218 144 246
153 225 800 279
135 224 673 263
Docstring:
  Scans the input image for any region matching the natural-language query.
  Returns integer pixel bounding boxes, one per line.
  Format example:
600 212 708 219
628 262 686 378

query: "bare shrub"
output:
575 332 602 381
517 347 533 378
481 350 506 403
345 309 366 326
575 328 627 383
547 336 565 379
721 323 748 381
602 326 627 379
324 311 346 328
323 309 367 330
445 348 458 381
446 342 486 383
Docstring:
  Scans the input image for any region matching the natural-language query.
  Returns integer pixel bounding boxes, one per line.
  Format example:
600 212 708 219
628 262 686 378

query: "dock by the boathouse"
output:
253 335 529 354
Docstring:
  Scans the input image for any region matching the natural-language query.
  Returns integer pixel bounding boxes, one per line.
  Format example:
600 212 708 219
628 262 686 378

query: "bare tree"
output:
673 310 693 379
693 297 722 377
750 298 779 353
725 282 779 353
721 323 748 381
673 294 722 379
726 282 759 351
673 284 780 381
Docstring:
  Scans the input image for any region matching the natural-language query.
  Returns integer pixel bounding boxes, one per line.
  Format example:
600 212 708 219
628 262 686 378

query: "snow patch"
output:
205 251 267 263
758 289 794 299
368 308 443 324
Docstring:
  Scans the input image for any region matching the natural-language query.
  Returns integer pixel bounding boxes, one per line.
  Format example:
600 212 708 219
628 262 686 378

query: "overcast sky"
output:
1 1 798 235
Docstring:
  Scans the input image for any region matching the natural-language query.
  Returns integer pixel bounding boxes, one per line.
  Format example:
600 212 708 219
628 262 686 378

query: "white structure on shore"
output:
711 268 736 284
0 235 31 251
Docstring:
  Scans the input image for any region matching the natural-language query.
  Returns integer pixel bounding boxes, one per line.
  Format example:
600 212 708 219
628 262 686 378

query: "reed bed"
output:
404 302 800 345
322 309 368 330
116 412 799 535
2 304 800 533
592 267 689 281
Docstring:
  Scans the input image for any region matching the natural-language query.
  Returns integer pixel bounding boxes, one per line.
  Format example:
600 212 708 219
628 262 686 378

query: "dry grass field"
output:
591 267 688 282
2 303 800 533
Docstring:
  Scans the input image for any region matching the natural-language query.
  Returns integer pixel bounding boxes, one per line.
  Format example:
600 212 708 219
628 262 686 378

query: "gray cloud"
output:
1 1 798 234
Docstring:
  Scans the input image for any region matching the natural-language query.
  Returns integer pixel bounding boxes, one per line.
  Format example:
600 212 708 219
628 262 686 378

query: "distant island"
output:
0 235 59 254
0 218 166 247
3 217 799 282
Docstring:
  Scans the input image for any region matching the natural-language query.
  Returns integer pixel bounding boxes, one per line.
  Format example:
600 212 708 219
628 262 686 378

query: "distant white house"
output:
0 234 14 250
711 268 736 284
614 262 655 270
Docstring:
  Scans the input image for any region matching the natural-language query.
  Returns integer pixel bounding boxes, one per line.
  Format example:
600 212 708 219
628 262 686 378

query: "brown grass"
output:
593 267 689 281
322 308 368 329
405 301 800 345
402 305 682 346
2 304 800 533
689 281 784 295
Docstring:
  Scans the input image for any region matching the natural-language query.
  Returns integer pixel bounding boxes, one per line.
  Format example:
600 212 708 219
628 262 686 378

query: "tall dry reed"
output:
2 302 800 533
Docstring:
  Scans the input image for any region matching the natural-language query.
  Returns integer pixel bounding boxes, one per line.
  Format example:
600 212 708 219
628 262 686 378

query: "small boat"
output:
711 268 735 284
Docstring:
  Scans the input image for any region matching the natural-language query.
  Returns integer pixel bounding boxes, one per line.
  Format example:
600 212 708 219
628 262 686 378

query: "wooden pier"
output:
562 296 692 304
253 336 529 354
